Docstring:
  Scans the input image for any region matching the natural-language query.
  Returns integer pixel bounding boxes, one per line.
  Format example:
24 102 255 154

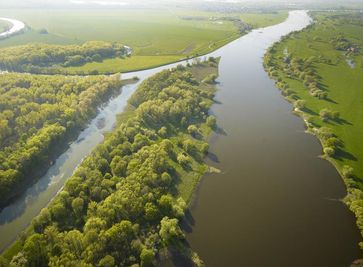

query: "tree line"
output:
0 41 127 74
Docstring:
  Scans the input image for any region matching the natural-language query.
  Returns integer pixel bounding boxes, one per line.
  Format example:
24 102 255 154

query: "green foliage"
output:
294 100 306 110
6 62 218 266
0 41 126 74
140 248 154 267
187 125 199 137
159 217 184 246
206 115 217 128
0 73 122 207
202 74 218 84
319 108 340 122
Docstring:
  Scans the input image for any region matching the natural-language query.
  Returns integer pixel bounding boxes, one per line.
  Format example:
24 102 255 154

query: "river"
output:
0 10 361 266
0 18 25 38
183 10 362 267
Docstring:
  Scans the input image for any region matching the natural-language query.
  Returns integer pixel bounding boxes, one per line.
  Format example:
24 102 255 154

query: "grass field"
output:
0 8 287 72
239 12 289 28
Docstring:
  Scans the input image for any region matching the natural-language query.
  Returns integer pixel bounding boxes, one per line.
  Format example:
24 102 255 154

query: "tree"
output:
9 252 28 267
110 156 128 177
158 194 173 215
294 100 306 110
187 125 199 137
323 146 335 157
206 115 216 128
158 126 167 137
71 197 84 216
182 139 197 156
23 234 48 267
177 153 191 168
105 220 134 253
144 202 159 221
98 255 115 267
319 108 340 122
140 248 155 267
172 197 186 218
159 217 184 246
342 165 354 179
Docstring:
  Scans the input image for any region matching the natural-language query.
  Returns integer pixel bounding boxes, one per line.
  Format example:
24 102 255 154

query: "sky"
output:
0 0 363 9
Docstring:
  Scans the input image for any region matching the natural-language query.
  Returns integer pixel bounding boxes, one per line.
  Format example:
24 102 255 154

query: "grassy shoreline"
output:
264 11 363 258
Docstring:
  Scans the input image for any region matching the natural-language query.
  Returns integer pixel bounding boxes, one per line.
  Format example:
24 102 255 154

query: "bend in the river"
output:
0 17 25 38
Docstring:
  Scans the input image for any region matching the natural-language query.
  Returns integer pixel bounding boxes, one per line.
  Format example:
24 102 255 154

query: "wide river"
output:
0 10 361 266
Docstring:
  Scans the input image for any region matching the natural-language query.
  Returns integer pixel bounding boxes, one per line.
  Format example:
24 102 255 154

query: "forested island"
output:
0 73 125 208
0 41 128 74
264 12 363 252
0 58 219 266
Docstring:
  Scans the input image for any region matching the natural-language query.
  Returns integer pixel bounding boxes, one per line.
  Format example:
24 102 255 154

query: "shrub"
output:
206 115 216 128
187 125 199 137
294 100 306 110
342 165 354 179
203 74 218 84
323 146 335 157
319 108 340 122
177 153 191 167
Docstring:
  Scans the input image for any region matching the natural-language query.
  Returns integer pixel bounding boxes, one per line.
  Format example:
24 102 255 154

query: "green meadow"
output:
0 8 287 72
239 12 288 28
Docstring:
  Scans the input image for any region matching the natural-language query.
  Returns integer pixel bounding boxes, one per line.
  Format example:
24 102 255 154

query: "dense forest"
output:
0 73 123 208
0 59 219 267
0 41 128 74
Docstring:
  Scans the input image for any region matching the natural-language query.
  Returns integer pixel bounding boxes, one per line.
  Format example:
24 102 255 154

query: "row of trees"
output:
1 60 219 266
0 73 123 207
0 41 127 74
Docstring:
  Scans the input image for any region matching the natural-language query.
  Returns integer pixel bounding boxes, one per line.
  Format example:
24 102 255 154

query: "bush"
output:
203 74 217 84
319 108 340 122
140 248 155 267
342 165 354 179
206 115 216 128
323 146 335 157
187 125 199 137
318 127 334 140
294 100 306 110
177 153 191 167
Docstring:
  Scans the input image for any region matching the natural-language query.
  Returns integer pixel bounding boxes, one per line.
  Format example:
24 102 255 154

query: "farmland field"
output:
0 8 287 72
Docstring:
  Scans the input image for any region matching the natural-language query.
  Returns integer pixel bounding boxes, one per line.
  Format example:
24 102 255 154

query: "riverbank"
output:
264 11 363 258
